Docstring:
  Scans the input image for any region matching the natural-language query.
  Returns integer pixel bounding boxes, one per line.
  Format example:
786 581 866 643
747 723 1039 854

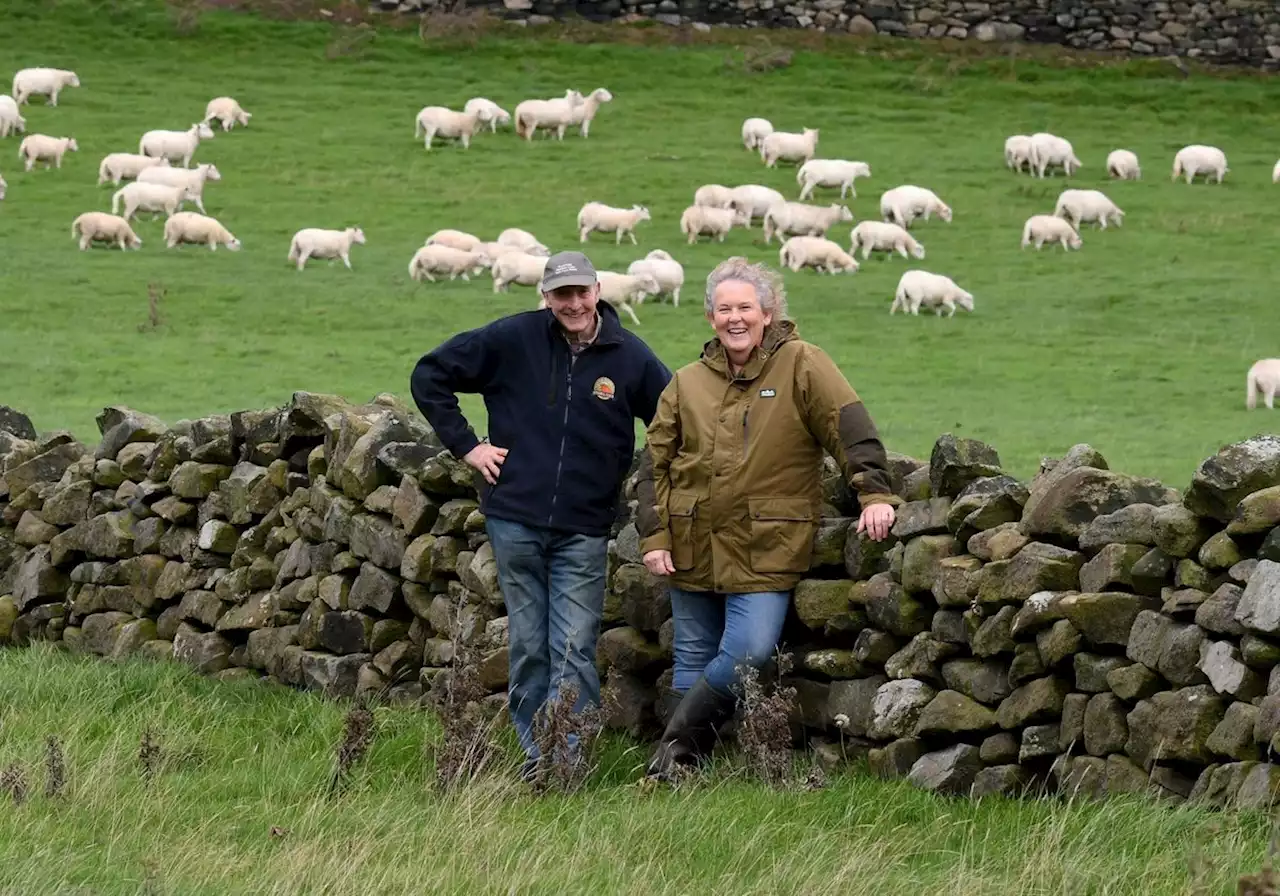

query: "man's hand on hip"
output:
464 443 508 485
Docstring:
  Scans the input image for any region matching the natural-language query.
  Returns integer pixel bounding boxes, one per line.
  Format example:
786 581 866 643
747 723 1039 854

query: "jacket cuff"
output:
445 432 481 462
639 532 671 554
858 492 903 508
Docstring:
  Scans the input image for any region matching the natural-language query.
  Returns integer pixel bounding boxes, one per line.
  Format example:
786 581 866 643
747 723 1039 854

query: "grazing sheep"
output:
414 106 483 150
1004 135 1032 173
595 271 658 325
741 117 773 151
97 152 169 186
626 249 684 306
1273 159 1280 184
111 181 186 221
288 226 367 271
1247 359 1280 410
495 227 549 254
425 228 484 252
71 211 141 251
12 68 80 106
1106 149 1141 180
760 127 819 168
463 97 511 133
680 204 748 244
18 134 78 171
1054 188 1124 230
891 270 974 317
491 251 549 293
0 173 5 201
779 235 859 274
797 159 872 200
408 244 492 282
577 202 651 244
1021 214 1082 251
568 87 613 138
203 96 252 131
164 211 241 251
849 220 925 261
727 184 786 227
139 122 216 168
1029 132 1082 178
1172 144 1228 184
0 95 25 138
513 90 585 141
693 184 735 208
137 162 221 214
880 185 952 229
762 201 854 244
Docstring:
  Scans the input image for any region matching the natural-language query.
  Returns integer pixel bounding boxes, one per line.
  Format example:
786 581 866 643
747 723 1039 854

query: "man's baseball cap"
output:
541 251 598 292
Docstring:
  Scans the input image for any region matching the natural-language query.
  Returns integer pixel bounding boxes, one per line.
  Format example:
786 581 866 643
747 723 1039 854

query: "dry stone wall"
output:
7 393 1280 808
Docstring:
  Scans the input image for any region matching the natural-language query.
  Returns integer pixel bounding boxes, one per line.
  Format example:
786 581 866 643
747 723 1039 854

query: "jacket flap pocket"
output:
669 492 700 518
748 496 816 522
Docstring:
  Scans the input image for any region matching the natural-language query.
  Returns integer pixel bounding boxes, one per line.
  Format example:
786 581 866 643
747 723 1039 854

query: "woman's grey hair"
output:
703 257 790 323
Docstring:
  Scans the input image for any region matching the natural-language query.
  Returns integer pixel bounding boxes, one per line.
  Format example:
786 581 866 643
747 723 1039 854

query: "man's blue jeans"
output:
668 587 791 697
484 516 609 759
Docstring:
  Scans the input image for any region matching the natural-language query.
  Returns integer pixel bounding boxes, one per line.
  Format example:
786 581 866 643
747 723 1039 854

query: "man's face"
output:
543 282 600 337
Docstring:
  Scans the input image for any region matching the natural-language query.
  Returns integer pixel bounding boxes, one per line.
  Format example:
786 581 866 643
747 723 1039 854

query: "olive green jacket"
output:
634 320 901 594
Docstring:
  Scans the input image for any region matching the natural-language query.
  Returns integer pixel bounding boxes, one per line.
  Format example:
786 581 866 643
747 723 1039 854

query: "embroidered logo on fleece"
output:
593 377 616 400
759 388 776 398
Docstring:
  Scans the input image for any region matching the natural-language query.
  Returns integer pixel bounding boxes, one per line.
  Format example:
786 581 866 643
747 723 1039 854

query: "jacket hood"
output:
700 318 799 379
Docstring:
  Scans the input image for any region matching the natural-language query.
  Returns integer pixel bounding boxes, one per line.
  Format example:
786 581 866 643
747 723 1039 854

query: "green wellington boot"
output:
646 678 738 780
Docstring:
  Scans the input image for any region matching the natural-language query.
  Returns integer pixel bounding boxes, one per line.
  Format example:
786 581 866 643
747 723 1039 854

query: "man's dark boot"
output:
646 678 737 780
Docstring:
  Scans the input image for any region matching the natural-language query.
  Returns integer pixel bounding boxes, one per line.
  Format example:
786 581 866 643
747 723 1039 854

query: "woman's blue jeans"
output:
667 586 791 697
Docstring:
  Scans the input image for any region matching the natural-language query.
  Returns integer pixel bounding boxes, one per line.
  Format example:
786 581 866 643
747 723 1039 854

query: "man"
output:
410 250 671 778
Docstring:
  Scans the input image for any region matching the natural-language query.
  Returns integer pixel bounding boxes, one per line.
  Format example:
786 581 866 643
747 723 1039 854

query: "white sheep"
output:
112 182 186 221
1172 144 1228 184
1106 149 1141 180
1273 160 1280 184
0 95 25 138
577 202 651 244
203 96 252 132
1021 214 1081 251
595 271 657 325
1054 188 1124 230
849 220 925 261
568 87 613 138
12 68 80 106
137 162 221 214
414 106 482 150
880 185 952 229
463 97 511 133
679 204 748 244
71 211 142 251
760 127 819 168
727 184 786 227
97 152 169 186
288 226 367 271
693 184 735 208
779 236 859 275
797 159 872 200
626 249 684 306
1029 132 1082 178
1004 135 1032 173
491 251 549 293
741 117 773 151
425 228 484 252
408 244 492 282
18 134 78 171
139 122 216 168
1247 359 1280 410
164 211 241 251
762 201 854 244
495 227 549 254
513 90 585 141
890 270 974 317
0 173 5 201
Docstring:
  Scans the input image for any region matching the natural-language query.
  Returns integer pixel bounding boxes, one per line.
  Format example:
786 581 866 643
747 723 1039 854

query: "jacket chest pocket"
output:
667 491 699 572
747 496 818 574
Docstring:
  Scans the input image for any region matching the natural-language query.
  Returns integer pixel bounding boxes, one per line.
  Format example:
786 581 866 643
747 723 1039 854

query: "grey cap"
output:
541 250 598 292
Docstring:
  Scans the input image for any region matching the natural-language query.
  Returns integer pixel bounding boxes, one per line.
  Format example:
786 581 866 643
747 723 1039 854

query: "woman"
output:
634 256 901 779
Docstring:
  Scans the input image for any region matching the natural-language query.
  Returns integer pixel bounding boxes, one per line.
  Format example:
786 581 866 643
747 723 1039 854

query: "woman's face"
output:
708 280 772 364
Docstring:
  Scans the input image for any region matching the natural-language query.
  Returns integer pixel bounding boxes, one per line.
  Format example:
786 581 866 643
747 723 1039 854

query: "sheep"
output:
203 96 252 132
1054 188 1124 231
741 117 773 151
1004 135 1032 173
694 184 735 208
627 249 685 306
97 152 169 186
408 244 492 282
1246 359 1280 410
414 106 483 150
680 204 748 244
164 211 241 251
111 182 186 221
463 97 511 133
568 87 613 138
797 159 872 201
137 162 221 214
0 95 25 138
1273 159 1280 184
762 201 854 244
880 185 952 229
139 122 216 168
475 241 538 265
1028 132 1082 178
18 134 78 171
288 226 367 271
513 90 585 142
1021 214 1082 251
778 235 859 275
890 270 974 317
1172 144 1228 184
727 184 786 227
0 173 5 201
849 220 925 261
595 271 658 325
760 127 819 168
12 68 80 106
71 211 141 251
577 202 651 245
491 251 550 293
495 227 549 254
425 229 484 253
1106 149 1141 180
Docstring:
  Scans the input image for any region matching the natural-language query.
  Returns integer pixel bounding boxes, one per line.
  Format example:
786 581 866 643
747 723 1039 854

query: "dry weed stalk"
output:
326 21 376 60
138 727 161 784
527 678 612 795
44 735 66 799
166 0 202 35
427 621 498 791
139 282 166 333
328 698 377 795
1238 820 1280 896
417 0 489 45
1 763 29 805
735 651 798 789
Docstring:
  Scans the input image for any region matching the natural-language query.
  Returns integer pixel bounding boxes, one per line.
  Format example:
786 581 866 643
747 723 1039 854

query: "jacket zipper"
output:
548 350 577 525
742 408 749 459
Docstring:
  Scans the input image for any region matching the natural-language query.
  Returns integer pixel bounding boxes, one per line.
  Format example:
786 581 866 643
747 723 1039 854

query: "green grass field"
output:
1 1 1279 486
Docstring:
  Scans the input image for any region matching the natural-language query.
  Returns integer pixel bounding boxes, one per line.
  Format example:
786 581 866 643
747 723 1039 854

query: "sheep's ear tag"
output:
759 388 776 398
